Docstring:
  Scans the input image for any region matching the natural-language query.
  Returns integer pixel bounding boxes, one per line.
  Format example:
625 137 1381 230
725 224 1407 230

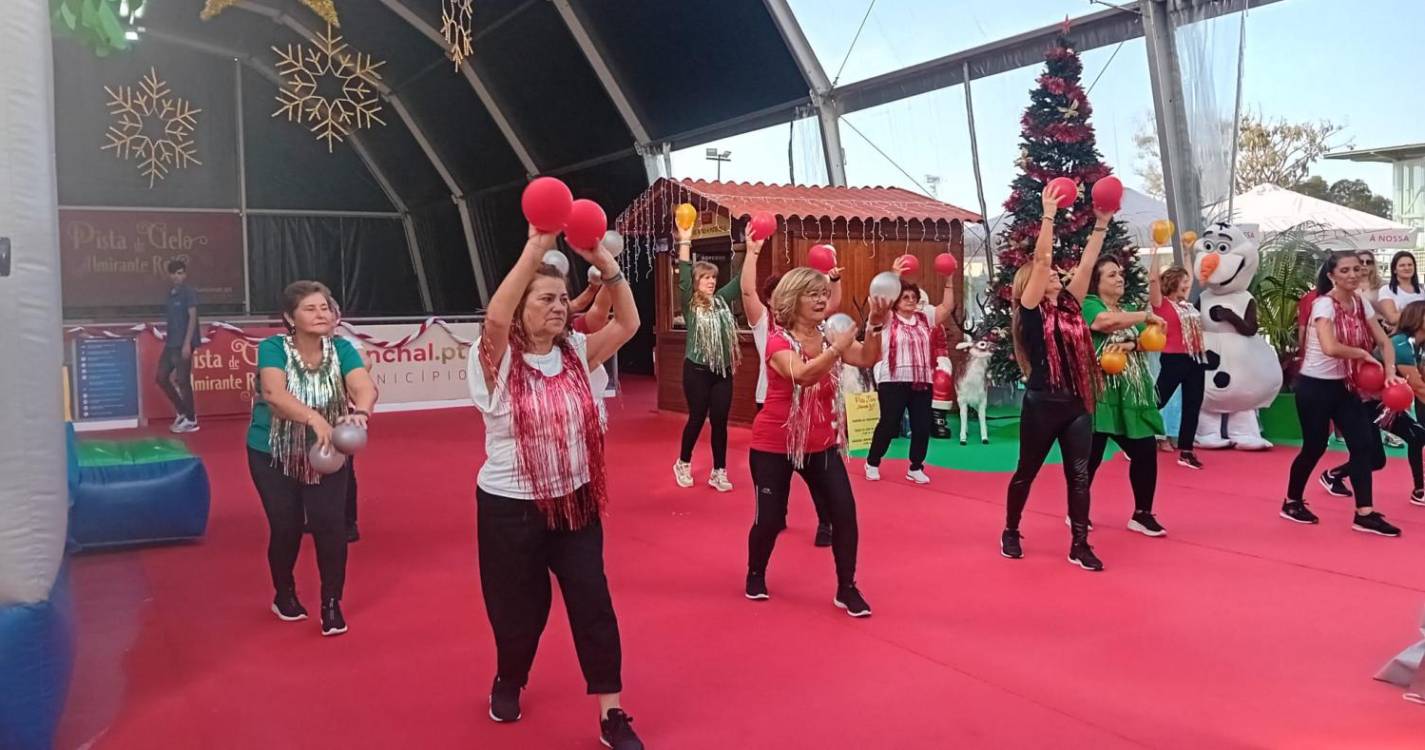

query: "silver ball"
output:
331 423 367 455
308 443 347 475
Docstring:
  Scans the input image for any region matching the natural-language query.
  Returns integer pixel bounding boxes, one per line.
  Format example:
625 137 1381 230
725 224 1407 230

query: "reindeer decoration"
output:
954 336 995 445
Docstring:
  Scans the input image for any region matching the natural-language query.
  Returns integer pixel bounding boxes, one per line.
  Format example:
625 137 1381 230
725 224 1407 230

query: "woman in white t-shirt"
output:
1373 251 1424 329
863 255 956 485
738 228 841 547
1284 252 1402 536
467 224 645 749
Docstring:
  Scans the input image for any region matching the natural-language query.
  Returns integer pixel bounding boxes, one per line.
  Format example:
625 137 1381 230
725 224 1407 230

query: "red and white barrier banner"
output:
338 322 480 409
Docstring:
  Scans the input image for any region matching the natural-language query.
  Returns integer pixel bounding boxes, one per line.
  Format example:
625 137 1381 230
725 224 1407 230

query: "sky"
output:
670 0 1421 221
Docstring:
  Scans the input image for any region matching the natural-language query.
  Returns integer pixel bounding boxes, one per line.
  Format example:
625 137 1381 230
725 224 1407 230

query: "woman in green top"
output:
673 219 742 492
1082 257 1170 538
248 280 377 636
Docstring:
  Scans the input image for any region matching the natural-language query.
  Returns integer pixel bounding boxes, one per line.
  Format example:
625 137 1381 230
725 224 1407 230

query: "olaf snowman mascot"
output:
1194 223 1282 450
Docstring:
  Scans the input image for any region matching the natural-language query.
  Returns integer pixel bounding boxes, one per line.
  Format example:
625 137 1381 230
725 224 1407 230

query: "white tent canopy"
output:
965 187 1172 260
1207 184 1420 251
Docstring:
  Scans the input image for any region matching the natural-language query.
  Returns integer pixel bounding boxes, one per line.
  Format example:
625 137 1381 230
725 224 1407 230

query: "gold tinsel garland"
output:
202 0 340 27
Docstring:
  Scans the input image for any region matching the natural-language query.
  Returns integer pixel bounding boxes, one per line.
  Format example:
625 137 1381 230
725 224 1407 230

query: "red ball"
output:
897 253 920 277
1091 176 1123 213
1383 381 1413 411
1045 177 1078 208
521 177 573 233
933 252 958 275
749 212 777 242
807 244 836 273
564 199 607 251
1356 361 1386 393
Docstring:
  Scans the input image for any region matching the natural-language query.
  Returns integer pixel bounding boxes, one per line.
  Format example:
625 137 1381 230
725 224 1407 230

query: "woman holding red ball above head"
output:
1283 252 1402 537
468 219 645 749
864 255 958 485
1319 300 1425 509
745 268 891 617
1000 184 1107 571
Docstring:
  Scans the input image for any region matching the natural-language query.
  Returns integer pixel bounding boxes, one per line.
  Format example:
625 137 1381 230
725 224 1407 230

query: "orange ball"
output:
1100 349 1128 375
675 203 697 231
1151 219 1175 246
1138 325 1167 353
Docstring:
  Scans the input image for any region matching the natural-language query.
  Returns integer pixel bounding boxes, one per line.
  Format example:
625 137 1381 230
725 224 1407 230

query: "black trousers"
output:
156 348 196 420
1287 376 1379 509
476 488 622 695
346 455 358 526
680 360 733 469
247 447 349 600
1156 353 1205 451
1006 390 1093 531
1088 433 1158 514
866 382 933 471
748 449 859 586
1327 400 1421 489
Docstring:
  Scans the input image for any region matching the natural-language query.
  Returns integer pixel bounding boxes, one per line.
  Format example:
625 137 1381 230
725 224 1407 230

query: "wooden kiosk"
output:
615 178 980 424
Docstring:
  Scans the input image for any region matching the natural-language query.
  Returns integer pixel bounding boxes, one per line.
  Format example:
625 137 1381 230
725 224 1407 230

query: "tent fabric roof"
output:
1209 184 1420 251
618 178 980 232
966 187 1169 255
1324 143 1425 164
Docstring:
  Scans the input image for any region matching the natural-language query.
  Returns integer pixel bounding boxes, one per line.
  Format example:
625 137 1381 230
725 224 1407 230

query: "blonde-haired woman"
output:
745 268 891 617
673 220 741 491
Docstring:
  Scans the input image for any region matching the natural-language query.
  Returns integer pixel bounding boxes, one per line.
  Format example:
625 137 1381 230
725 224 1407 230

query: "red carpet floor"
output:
57 377 1425 749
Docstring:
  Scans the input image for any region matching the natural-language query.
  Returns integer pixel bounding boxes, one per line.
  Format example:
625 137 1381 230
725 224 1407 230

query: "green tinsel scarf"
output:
270 335 347 484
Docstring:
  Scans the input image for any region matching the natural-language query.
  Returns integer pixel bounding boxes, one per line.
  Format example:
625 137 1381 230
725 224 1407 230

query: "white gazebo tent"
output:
1207 184 1421 251
965 187 1172 261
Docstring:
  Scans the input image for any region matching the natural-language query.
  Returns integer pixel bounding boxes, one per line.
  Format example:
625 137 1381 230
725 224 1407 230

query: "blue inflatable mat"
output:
0 569 75 750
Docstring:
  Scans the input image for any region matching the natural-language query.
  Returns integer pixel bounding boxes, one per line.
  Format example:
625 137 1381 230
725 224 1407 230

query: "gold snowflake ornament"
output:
102 68 203 188
442 0 475 70
272 25 386 152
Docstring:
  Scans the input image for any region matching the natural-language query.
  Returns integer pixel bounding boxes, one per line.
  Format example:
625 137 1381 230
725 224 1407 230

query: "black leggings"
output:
1157 353 1205 451
1088 433 1158 513
1327 400 1422 490
748 449 859 586
346 455 358 526
866 382 933 471
680 360 733 469
247 447 349 600
1006 390 1093 531
476 488 622 695
1287 376 1380 508
156 348 196 420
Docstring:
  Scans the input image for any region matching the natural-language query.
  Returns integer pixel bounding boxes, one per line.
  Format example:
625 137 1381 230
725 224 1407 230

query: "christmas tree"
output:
980 33 1146 385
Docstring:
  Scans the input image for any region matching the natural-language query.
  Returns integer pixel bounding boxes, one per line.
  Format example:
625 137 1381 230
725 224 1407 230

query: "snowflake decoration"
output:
101 68 203 188
272 25 386 152
441 0 475 70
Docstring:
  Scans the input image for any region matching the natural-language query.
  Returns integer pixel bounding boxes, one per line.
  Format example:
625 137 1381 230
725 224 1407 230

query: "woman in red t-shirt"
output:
1148 250 1209 469
746 268 891 618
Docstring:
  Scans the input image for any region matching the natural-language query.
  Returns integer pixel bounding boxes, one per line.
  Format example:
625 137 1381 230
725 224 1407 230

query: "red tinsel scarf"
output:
502 335 608 530
1330 293 1375 397
887 311 933 387
1172 300 1207 362
1040 295 1100 412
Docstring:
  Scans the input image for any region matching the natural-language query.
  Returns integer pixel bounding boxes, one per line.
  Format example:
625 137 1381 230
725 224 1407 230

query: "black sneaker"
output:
1068 540 1104 571
489 677 522 723
1352 512 1402 537
814 523 833 547
346 523 360 543
834 584 872 617
320 598 347 636
600 708 644 750
1177 452 1203 470
1280 500 1319 525
1411 489 1425 507
1319 470 1352 497
1000 529 1024 559
744 572 769 601
271 591 308 621
1128 511 1167 537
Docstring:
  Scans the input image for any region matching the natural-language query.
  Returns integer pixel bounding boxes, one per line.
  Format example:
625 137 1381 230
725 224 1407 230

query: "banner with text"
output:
60 209 245 307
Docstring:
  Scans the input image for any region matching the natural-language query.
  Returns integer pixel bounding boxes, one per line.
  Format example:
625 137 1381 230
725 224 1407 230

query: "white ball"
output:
542 250 570 276
824 313 856 338
869 271 902 302
600 230 625 257
588 266 602 284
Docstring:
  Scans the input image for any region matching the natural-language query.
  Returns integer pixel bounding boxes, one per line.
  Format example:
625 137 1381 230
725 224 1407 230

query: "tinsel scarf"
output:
778 328 848 469
1330 292 1375 397
887 311 933 387
1041 295 1100 412
1097 327 1157 410
1172 299 1207 362
689 295 741 376
503 333 608 531
270 335 347 485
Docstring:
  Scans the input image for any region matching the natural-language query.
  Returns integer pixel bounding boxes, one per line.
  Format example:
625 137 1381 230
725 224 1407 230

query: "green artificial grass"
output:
76 437 194 467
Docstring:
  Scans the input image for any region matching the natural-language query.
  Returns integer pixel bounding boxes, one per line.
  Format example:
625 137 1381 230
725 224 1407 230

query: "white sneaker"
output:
673 460 694 488
171 418 199 434
906 469 930 484
708 469 733 492
864 464 880 481
170 415 185 429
